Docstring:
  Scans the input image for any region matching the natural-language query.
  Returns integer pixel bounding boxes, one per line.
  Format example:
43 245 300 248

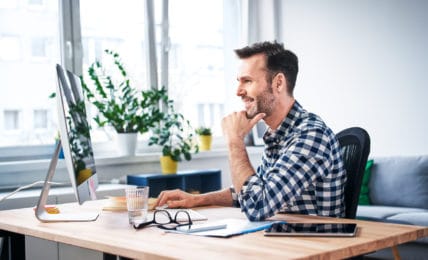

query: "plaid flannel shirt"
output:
230 101 346 221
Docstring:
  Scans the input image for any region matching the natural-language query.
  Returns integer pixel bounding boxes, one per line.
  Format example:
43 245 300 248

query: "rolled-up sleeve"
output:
229 186 241 207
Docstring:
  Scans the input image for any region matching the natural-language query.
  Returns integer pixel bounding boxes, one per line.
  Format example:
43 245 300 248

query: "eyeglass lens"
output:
173 211 192 224
153 210 173 224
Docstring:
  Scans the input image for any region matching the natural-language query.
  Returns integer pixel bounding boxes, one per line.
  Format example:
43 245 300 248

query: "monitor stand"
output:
35 141 99 222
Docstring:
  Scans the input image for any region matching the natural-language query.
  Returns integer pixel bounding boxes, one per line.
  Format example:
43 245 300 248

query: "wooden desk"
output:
0 200 427 259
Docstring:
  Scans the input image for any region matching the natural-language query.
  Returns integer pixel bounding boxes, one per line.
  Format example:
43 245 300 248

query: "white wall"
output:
280 0 428 156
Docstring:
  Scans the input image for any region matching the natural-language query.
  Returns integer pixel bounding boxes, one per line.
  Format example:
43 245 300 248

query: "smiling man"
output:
156 41 346 221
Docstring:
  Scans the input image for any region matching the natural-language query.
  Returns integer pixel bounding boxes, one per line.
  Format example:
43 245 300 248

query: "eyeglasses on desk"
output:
133 209 193 230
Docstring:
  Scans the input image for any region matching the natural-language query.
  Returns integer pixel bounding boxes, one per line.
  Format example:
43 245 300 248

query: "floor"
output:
363 242 428 260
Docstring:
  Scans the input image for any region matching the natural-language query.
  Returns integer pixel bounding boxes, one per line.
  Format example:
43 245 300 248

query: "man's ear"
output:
273 73 286 93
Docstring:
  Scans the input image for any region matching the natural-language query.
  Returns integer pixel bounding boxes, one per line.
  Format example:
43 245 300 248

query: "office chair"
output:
337 128 400 260
336 127 371 219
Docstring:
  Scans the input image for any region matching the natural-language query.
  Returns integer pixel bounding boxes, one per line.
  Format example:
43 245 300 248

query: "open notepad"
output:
167 218 285 237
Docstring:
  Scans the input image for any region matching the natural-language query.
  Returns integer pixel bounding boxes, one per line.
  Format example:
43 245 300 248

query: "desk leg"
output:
391 246 401 260
103 253 132 260
0 231 25 260
103 253 116 260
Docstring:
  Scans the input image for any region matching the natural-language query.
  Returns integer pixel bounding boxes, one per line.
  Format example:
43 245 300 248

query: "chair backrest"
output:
336 127 371 219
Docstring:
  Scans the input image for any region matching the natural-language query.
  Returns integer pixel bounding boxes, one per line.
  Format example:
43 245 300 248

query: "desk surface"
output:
1 200 427 260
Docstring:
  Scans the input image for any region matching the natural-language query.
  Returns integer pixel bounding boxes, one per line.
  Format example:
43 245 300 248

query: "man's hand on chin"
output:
222 111 265 144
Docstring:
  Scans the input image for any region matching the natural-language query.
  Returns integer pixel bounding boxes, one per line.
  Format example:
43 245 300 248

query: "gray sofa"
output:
356 155 428 259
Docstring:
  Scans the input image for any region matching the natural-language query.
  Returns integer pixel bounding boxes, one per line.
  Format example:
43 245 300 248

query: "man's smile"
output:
242 96 254 110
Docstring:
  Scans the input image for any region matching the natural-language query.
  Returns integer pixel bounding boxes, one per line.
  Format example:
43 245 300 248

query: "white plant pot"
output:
116 133 138 156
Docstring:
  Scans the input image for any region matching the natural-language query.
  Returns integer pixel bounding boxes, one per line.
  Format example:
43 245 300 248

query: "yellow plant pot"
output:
160 155 178 174
198 135 212 151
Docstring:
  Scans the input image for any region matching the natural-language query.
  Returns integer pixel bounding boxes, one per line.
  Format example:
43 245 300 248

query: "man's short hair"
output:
234 41 299 95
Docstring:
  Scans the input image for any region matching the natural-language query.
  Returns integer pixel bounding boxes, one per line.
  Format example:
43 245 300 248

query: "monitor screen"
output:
56 64 98 204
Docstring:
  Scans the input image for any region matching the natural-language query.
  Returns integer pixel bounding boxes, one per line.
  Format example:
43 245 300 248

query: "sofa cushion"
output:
357 205 426 221
358 159 374 205
388 212 428 244
387 212 428 226
357 207 428 244
388 211 428 244
369 156 428 209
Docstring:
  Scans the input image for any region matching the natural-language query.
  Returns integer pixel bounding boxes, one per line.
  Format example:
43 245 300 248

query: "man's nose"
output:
236 84 245 96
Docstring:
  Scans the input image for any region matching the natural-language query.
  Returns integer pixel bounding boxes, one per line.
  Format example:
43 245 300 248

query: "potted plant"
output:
149 100 199 174
81 49 167 156
195 126 212 151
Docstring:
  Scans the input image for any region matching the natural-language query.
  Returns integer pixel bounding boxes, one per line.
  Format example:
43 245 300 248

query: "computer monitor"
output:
35 64 99 222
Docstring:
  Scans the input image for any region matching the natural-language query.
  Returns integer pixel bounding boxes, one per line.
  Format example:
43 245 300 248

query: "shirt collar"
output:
263 100 305 143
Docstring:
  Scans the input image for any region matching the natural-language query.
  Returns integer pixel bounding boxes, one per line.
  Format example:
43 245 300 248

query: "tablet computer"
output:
264 223 357 237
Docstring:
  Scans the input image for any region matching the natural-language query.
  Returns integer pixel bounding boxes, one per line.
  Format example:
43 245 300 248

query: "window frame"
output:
3 109 21 131
0 0 243 180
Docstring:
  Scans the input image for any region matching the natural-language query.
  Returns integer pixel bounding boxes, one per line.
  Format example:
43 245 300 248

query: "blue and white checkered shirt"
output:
230 101 346 221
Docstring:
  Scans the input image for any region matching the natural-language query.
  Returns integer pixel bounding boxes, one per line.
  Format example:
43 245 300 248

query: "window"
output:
26 0 45 10
167 0 225 136
0 0 240 158
33 109 48 129
28 0 44 6
80 0 149 143
197 103 225 129
0 0 60 149
30 37 48 58
0 0 250 194
3 110 20 130
81 0 228 139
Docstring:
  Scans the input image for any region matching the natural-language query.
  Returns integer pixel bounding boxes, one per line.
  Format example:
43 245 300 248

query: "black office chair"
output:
336 127 371 219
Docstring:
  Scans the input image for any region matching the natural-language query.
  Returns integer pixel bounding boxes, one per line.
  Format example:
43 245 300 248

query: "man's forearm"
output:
197 188 233 207
227 140 255 193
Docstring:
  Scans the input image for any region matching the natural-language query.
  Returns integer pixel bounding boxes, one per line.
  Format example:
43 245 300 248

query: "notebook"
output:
167 218 285 237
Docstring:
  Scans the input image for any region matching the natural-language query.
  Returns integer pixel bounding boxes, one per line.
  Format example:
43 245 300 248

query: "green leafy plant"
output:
149 100 199 162
195 126 212 136
81 49 168 133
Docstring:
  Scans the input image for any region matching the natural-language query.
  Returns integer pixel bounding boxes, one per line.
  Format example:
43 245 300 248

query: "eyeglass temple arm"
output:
133 221 154 229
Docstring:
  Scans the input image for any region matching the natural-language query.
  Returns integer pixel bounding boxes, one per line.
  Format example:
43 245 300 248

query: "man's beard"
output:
245 86 275 119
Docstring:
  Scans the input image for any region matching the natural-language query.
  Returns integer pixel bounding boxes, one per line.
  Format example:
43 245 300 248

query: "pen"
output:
176 223 227 233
